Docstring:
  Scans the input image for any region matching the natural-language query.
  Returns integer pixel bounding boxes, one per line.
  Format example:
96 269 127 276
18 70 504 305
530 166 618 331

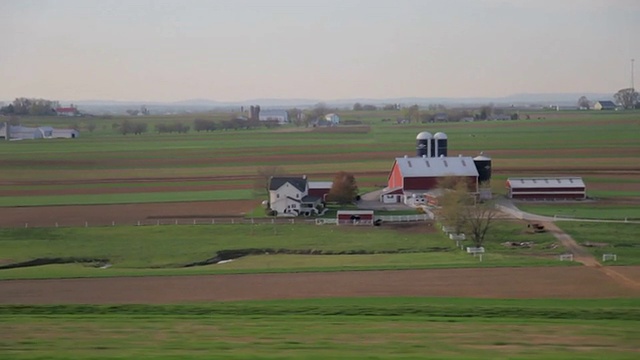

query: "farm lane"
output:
498 201 640 291
1 267 639 305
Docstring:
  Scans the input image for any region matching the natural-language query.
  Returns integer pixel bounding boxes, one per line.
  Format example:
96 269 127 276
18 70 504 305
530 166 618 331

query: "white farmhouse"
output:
268 176 328 216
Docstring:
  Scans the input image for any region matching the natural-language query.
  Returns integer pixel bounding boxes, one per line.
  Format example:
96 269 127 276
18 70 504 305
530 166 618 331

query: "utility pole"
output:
632 59 635 91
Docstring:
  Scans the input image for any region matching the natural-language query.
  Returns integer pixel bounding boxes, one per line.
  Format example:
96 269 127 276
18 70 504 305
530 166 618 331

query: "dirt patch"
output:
0 200 259 227
1 266 639 304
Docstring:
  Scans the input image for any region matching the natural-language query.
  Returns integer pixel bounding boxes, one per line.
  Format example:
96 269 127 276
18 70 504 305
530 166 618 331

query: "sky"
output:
1 0 639 102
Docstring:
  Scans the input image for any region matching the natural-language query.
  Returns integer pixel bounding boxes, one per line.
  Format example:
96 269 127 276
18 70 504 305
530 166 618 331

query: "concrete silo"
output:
415 131 433 157
434 132 448 157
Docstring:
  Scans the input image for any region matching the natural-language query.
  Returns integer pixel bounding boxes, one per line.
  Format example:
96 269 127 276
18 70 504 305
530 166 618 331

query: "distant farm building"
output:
592 101 616 111
506 177 586 200
1 122 79 141
324 113 340 125
258 110 289 124
267 176 331 216
54 106 80 116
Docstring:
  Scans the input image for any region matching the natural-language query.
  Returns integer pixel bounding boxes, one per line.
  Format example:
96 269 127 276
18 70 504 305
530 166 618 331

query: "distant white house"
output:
259 109 289 124
324 113 340 125
1 122 79 140
592 101 616 111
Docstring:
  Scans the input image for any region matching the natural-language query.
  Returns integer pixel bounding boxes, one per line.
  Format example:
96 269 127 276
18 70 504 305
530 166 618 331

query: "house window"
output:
277 194 280 198
296 194 299 198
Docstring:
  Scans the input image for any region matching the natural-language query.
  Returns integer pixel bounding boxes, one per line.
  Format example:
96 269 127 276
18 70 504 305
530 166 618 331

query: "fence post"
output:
193 219 196 225
137 220 141 226
85 221 88 228
25 223 28 228
175 219 178 225
157 220 160 226
112 221 115 226
55 222 59 228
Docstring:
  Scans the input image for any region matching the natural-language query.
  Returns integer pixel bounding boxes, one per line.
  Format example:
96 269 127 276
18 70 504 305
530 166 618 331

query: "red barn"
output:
506 177 586 200
308 181 332 201
381 155 479 204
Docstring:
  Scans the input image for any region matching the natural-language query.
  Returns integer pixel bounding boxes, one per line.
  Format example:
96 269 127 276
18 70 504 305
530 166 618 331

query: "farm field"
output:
1 110 640 360
1 110 639 211
1 297 639 360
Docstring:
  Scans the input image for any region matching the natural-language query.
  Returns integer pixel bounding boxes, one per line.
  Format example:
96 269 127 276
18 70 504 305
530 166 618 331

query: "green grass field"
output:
555 222 640 265
2 297 639 359
0 221 569 280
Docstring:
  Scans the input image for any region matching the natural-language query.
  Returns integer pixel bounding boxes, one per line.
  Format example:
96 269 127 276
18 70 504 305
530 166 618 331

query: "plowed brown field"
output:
1 266 639 304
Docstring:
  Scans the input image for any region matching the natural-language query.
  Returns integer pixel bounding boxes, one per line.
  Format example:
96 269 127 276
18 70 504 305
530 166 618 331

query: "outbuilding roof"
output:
394 156 479 178
595 100 616 107
269 176 307 192
308 181 332 189
507 177 585 189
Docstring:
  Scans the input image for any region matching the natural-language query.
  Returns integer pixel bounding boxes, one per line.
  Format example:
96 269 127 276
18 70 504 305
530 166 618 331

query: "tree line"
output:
0 98 60 116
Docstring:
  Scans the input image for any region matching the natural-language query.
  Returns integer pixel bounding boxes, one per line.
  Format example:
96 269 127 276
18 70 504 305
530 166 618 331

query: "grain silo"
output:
415 131 433 157
473 152 492 184
434 132 448 157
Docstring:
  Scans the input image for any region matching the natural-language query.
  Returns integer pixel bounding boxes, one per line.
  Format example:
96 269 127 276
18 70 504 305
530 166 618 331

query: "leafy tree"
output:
328 171 359 204
194 119 217 132
577 96 590 109
402 104 420 123
353 102 363 111
437 178 472 235
614 88 639 109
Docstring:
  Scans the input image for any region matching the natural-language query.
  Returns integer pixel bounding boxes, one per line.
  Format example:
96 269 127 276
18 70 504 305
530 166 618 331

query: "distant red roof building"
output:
55 107 79 116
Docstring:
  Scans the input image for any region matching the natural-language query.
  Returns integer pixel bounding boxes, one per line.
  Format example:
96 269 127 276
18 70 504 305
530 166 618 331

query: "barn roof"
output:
507 177 585 189
308 181 332 189
394 156 479 178
269 176 307 192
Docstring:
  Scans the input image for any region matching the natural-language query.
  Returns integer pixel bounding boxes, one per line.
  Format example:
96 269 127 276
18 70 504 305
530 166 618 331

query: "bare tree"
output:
253 166 286 198
464 202 498 248
614 88 639 109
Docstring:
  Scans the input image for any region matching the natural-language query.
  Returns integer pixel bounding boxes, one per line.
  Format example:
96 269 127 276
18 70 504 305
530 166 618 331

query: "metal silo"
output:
415 131 433 157
434 132 448 157
473 152 492 183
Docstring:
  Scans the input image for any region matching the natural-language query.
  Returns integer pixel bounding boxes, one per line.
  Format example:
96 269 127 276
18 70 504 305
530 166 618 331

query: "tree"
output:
327 171 359 204
463 202 497 248
437 179 471 235
614 88 639 109
253 166 286 198
402 104 420 123
577 96 590 109
353 102 363 111
436 177 497 247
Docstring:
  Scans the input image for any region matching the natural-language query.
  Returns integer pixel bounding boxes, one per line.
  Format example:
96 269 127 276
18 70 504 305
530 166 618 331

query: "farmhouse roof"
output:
269 176 307 192
394 156 479 178
507 177 585 189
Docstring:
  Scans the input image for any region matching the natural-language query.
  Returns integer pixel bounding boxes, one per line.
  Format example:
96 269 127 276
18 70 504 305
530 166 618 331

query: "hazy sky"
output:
1 0 639 102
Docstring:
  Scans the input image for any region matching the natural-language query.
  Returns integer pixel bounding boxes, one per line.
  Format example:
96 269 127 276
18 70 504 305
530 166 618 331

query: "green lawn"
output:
1 297 639 360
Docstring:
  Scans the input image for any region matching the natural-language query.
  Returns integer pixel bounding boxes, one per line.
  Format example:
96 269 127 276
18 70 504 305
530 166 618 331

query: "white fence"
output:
559 254 574 261
602 253 617 262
